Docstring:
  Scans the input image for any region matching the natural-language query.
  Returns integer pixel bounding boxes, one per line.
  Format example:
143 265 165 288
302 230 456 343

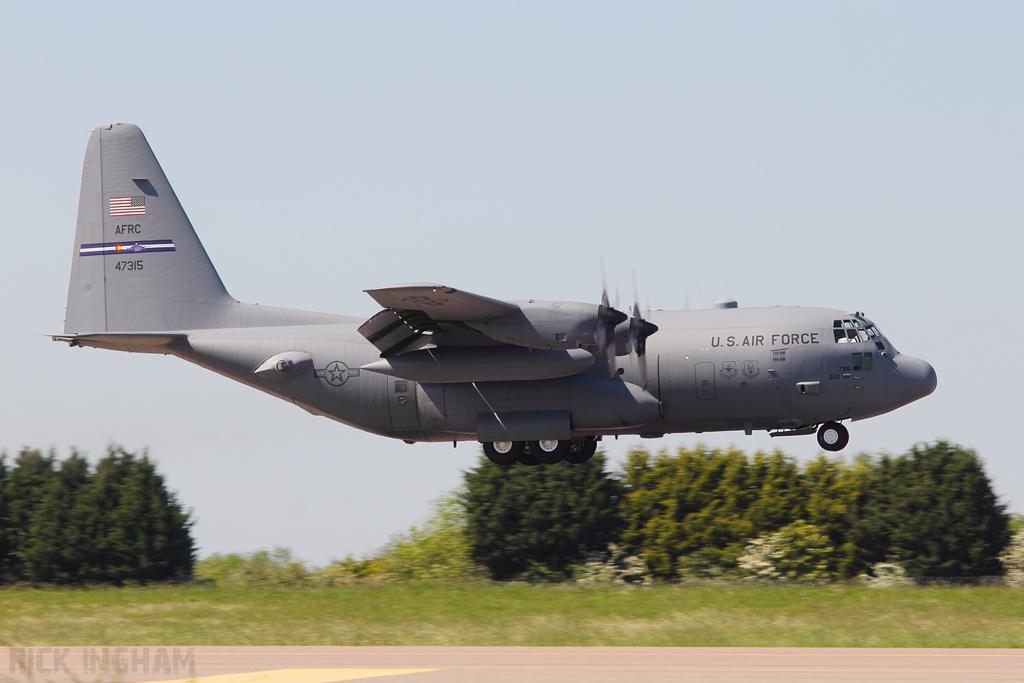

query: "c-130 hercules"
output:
56 124 936 465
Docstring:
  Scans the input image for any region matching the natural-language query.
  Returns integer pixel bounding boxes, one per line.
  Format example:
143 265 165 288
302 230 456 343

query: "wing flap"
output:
357 309 437 357
364 283 518 321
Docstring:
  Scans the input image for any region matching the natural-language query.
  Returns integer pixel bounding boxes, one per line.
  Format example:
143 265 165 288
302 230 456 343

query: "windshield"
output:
832 318 883 344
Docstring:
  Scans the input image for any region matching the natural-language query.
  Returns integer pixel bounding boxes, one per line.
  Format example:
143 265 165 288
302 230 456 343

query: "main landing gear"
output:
482 438 598 466
817 422 849 452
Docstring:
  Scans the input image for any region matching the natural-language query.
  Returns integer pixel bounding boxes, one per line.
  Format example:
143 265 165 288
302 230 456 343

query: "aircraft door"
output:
388 379 420 429
696 362 716 400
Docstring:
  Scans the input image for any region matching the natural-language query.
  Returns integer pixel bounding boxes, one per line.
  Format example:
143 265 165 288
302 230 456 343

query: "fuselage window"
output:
864 352 873 370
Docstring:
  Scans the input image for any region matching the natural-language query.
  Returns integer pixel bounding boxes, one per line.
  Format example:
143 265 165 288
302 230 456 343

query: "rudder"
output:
64 123 236 334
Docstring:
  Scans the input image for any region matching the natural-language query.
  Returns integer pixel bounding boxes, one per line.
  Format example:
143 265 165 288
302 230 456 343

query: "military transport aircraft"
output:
55 124 936 465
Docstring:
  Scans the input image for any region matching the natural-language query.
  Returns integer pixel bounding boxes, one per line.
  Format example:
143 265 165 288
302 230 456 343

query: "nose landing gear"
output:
817 422 849 452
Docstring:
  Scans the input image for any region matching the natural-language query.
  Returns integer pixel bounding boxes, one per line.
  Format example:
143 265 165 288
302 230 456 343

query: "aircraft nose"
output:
888 354 937 407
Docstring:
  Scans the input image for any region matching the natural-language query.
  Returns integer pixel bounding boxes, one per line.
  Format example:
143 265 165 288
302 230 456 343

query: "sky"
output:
1 2 1021 564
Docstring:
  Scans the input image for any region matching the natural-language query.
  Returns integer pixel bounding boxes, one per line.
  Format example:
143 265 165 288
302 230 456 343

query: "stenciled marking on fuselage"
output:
314 360 360 386
711 334 764 348
79 240 175 256
710 332 821 348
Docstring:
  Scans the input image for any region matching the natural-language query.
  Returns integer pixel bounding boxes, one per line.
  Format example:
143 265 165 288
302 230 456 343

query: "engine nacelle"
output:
465 300 603 350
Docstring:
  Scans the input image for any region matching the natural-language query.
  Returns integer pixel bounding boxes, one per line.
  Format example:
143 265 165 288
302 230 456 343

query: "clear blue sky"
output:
2 2 1021 563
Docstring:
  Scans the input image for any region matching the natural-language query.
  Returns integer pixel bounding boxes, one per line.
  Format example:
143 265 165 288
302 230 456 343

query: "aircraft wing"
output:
359 283 518 357
364 283 518 321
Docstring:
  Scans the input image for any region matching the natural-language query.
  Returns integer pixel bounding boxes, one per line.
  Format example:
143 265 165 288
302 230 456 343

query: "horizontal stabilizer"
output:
364 283 518 321
52 332 186 353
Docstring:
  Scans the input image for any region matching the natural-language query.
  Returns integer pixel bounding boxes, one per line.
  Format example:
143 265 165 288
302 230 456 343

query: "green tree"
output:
801 454 872 577
463 452 621 580
0 454 10 580
621 445 805 578
852 441 1009 577
4 449 57 580
77 446 195 584
22 453 91 582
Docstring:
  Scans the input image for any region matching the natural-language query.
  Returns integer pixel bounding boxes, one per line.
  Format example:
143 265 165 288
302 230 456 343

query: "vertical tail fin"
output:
64 123 236 334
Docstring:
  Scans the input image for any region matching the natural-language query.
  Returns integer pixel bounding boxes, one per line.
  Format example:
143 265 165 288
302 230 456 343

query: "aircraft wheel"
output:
483 440 522 465
817 422 849 452
564 438 598 464
529 439 570 464
518 443 541 466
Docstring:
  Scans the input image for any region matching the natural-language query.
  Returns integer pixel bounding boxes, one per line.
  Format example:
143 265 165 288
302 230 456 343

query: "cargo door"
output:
388 379 420 429
696 362 716 400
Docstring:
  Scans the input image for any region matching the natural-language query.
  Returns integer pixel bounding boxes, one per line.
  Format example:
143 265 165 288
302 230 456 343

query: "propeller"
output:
628 270 659 386
597 258 628 378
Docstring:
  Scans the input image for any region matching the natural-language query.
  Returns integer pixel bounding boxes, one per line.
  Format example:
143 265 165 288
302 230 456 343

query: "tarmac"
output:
3 646 1023 682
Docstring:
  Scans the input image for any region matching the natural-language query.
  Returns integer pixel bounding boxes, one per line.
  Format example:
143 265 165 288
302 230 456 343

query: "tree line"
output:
1 440 1017 586
461 440 1013 581
0 446 194 584
197 440 1020 586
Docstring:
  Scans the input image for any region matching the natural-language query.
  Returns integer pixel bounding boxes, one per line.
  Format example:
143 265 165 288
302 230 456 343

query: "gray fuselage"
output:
163 303 935 443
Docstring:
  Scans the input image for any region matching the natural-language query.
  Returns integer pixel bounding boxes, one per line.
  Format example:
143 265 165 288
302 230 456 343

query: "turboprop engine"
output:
465 300 622 350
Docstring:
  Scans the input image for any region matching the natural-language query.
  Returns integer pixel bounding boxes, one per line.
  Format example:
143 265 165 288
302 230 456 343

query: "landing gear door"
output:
696 362 716 400
389 379 420 429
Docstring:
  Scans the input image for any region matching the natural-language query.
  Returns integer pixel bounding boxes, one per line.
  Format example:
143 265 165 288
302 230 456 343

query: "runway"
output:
4 647 1023 682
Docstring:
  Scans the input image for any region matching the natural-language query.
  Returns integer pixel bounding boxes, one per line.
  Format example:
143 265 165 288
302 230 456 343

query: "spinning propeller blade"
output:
597 257 627 378
628 269 659 385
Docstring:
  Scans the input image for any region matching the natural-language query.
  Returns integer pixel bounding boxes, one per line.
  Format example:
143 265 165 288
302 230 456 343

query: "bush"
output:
1000 528 1024 587
195 548 311 587
374 491 480 580
196 493 481 587
738 521 840 581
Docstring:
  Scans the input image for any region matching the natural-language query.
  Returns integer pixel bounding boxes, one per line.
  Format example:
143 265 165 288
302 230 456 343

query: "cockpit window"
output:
851 352 874 371
834 319 883 344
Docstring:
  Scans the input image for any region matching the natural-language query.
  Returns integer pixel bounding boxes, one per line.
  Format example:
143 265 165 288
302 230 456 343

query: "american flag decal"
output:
110 196 146 217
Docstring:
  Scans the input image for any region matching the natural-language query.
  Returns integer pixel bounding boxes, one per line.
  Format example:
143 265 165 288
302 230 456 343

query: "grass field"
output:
2 582 1023 648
